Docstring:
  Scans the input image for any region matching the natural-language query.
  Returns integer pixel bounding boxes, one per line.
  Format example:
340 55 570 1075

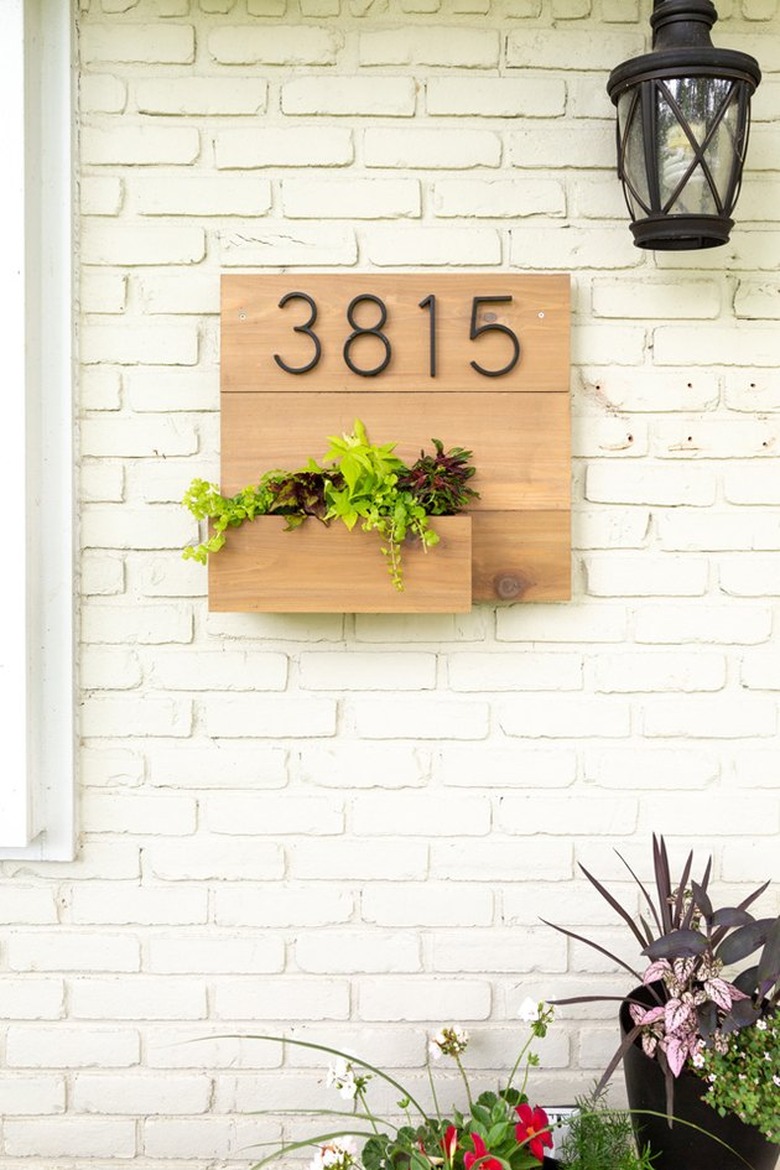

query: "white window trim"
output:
0 0 75 859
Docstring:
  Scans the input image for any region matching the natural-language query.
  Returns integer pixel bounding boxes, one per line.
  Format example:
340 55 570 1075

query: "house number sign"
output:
218 272 571 605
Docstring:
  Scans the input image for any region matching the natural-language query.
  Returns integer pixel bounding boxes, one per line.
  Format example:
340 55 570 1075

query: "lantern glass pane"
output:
704 88 741 211
618 89 651 216
656 77 737 217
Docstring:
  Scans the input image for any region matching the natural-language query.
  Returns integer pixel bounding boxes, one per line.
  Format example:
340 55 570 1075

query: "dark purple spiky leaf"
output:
715 918 774 967
595 1022 645 1096
539 919 644 981
756 917 780 993
643 929 708 961
576 864 648 949
615 850 662 937
672 854 694 929
691 880 713 922
638 914 655 947
711 907 755 929
721 998 761 1034
653 835 674 935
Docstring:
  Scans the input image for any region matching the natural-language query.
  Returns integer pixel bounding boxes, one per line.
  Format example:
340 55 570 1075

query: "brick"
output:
722 838 780 883
362 882 492 926
80 174 124 216
82 646 142 691
573 325 647 368
509 122 614 169
366 226 501 267
204 695 336 738
144 1116 272 1159
82 222 205 266
585 464 716 506
511 226 642 271
81 746 144 787
358 979 491 1021
723 371 780 412
283 76 416 116
125 363 218 405
283 178 421 219
593 652 727 693
288 839 427 880
658 511 780 551
8 931 140 973
352 791 489 836
70 884 209 926
642 696 776 739
73 1071 211 1115
86 792 197 835
592 279 720 319
5 1025 140 1069
498 696 630 738
433 178 565 219
81 417 198 457
143 838 285 881
82 696 193 739
434 929 567 973
81 270 127 313
81 24 195 63
213 977 350 1020
365 128 500 169
448 652 582 691
634 605 772 645
720 556 780 597
81 603 192 650
724 463 780 504
576 367 720 413
734 279 780 318
136 553 206 598
584 744 720 790
741 650 780 689
82 126 200 165
359 28 499 67
655 324 780 366
148 742 287 788
355 612 489 642
136 77 267 115
70 977 207 1020
150 649 287 691
80 73 127 113
0 886 58 925
0 979 65 1020
147 933 284 974
299 650 434 690
426 77 565 117
297 742 429 788
654 417 780 458
82 603 193 644
506 29 645 71
220 224 357 266
134 172 272 218
431 837 573 881
295 930 421 973
437 744 578 791
82 464 125 503
3 1118 136 1159
216 127 353 168
572 507 650 550
734 749 780 788
497 604 629 643
352 696 489 739
214 885 353 928
81 366 122 409
638 791 779 836
82 505 192 550
584 554 708 597
205 792 344 835
209 26 339 64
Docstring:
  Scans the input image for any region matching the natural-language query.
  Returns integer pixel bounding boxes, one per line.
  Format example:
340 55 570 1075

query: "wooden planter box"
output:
208 515 472 614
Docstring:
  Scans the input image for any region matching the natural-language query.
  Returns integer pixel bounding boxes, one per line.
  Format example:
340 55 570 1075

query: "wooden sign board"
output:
215 273 570 611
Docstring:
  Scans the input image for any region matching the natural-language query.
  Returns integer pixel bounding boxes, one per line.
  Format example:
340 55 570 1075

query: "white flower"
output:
326 1058 358 1101
517 997 542 1023
429 1025 469 1060
310 1139 358 1170
756 1019 768 1031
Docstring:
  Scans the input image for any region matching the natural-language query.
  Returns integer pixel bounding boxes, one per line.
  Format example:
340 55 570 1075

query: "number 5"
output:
469 296 520 378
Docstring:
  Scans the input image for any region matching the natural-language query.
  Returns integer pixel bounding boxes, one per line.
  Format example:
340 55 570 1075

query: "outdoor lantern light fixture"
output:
607 0 761 250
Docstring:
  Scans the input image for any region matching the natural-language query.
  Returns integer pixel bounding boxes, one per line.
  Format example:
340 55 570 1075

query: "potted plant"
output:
182 419 478 612
544 834 780 1170
556 1089 655 1170
239 1005 563 1170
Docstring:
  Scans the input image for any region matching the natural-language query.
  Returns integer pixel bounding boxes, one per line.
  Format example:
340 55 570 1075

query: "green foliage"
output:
558 1091 656 1170
182 420 478 591
697 1008 780 1144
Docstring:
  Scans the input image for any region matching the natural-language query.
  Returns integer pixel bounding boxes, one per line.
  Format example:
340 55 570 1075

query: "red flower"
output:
442 1126 459 1164
463 1133 503 1170
515 1104 553 1164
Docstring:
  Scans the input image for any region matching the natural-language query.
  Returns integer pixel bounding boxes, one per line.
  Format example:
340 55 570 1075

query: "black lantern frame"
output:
607 0 761 250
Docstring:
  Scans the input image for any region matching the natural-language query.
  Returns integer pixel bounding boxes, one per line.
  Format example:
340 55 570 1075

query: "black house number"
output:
272 292 522 379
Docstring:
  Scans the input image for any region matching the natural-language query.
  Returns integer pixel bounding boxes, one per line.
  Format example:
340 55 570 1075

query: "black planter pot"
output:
620 987 779 1170
541 1159 560 1170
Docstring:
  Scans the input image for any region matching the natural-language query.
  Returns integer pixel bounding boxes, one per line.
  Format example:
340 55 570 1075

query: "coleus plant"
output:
544 834 780 1121
182 420 478 591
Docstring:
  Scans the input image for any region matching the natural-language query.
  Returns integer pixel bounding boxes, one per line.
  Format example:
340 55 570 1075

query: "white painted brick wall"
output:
1 1 779 1166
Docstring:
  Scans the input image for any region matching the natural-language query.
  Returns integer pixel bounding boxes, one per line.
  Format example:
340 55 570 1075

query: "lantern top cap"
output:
651 0 718 45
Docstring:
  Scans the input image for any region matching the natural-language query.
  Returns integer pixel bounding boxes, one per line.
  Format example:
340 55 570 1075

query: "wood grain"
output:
208 515 472 613
222 273 570 395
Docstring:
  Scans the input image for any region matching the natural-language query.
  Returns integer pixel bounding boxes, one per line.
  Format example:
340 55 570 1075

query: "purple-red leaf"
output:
643 930 708 961
711 907 754 929
716 919 774 967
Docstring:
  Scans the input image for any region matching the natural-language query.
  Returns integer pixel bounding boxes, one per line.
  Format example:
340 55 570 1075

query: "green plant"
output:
558 1090 655 1170
182 420 478 591
244 1007 557 1170
544 834 780 1131
696 1007 780 1144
